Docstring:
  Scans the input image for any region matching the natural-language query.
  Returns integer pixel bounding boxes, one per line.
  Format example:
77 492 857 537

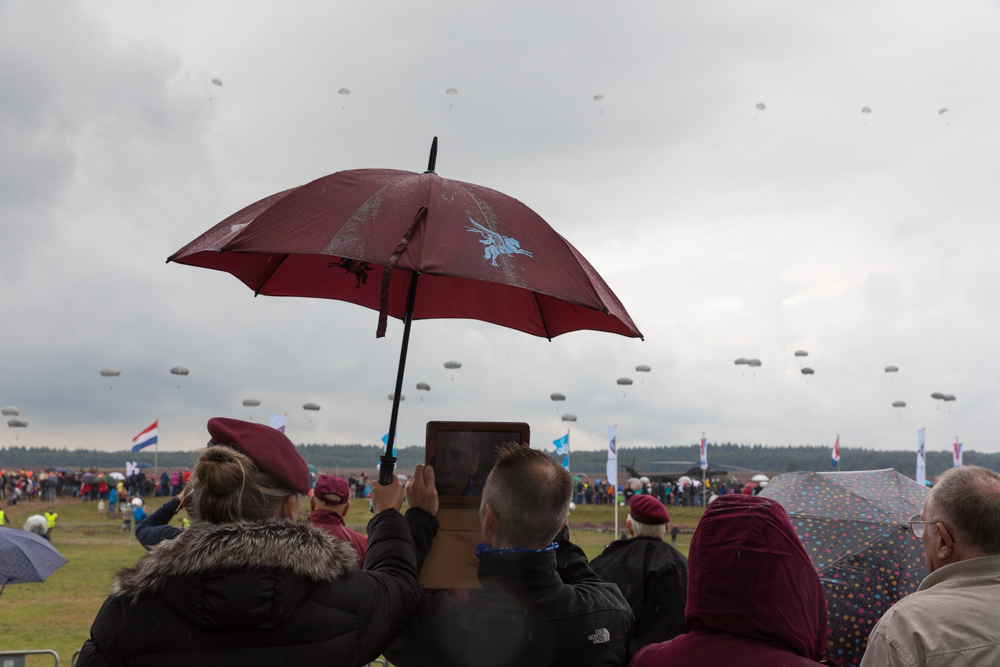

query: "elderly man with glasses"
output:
860 465 1000 667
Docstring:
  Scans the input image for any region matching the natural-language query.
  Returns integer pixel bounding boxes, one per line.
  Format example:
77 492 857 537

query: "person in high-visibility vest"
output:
0 508 8 527
181 517 190 529
44 511 58 538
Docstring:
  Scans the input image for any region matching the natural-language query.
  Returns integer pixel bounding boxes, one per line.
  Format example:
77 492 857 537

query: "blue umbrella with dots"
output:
760 469 928 667
0 528 68 596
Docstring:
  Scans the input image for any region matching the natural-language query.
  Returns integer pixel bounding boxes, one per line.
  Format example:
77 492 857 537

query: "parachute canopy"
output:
801 368 815 375
388 393 406 401
794 351 808 357
443 361 462 370
939 108 948 114
1 406 19 416
338 88 350 95
7 419 27 428
734 358 749 365
861 107 872 113
170 366 189 376
211 79 222 87
892 401 907 408
416 382 431 391
635 364 651 372
943 394 956 402
445 88 458 94
100 369 120 377
562 414 577 422
747 359 762 368
755 102 766 110
593 93 604 101
616 378 633 386
931 392 946 400
550 393 566 401
303 402 321 411
885 366 899 373
242 398 261 407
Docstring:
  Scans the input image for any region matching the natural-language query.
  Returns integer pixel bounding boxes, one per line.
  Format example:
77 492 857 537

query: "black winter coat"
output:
386 509 633 667
76 509 420 667
589 536 687 662
135 496 183 549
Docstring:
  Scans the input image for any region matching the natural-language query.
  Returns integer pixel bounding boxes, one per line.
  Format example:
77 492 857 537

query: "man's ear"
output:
309 495 317 512
936 522 956 560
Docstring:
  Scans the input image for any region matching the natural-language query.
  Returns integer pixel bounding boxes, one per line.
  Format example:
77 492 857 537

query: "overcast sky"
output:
2 1 999 460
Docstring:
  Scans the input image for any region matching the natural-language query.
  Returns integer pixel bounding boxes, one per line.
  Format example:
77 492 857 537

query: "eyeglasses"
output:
908 514 938 539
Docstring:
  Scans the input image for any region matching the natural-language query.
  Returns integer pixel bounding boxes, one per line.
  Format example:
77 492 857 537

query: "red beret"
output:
206 418 311 495
629 494 670 525
314 474 350 502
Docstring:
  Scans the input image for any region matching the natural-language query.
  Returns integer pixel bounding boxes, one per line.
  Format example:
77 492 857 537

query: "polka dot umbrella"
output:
759 469 929 666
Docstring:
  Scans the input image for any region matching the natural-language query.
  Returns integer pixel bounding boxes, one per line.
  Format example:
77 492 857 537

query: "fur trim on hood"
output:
111 520 358 602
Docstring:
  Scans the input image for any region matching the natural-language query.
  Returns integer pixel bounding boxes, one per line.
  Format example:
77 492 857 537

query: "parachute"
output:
388 393 406 401
211 79 222 87
100 369 121 377
170 367 189 376
1 406 19 416
801 368 815 375
445 88 458 95
7 419 27 428
303 403 320 411
747 359 762 368
931 392 946 400
892 401 906 408
443 361 462 370
635 365 651 372
939 108 948 114
338 88 350 95
593 94 604 101
416 382 431 391
562 414 577 422
616 378 633 386
943 394 956 402
861 107 872 113
755 102 765 110
242 398 261 407
794 351 808 357
885 366 899 373
550 393 566 401
734 358 749 365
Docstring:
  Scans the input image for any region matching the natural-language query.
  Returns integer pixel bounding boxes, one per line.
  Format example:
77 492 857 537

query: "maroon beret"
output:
314 474 350 502
629 494 670 525
206 418 311 495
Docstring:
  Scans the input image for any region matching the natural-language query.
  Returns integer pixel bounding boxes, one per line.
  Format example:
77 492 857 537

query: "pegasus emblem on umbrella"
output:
328 258 373 289
466 217 533 266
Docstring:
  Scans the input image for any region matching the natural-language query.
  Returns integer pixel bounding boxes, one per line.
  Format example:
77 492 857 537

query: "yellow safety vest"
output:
0 510 6 526
181 517 190 529
45 512 57 528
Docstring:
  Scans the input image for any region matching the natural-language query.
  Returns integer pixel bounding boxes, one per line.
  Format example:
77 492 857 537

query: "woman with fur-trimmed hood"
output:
77 418 425 667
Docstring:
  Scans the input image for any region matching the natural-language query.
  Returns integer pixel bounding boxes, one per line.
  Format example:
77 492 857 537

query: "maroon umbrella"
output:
169 138 642 483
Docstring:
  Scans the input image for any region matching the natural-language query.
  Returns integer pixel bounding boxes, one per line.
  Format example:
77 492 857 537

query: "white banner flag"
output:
606 426 617 490
270 413 286 433
953 441 963 468
699 437 708 470
916 428 926 486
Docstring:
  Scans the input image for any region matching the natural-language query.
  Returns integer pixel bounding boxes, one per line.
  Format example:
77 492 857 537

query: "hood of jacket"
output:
685 494 828 662
111 519 357 629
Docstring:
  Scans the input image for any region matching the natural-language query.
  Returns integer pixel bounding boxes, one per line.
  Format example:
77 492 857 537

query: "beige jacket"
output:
860 554 1000 667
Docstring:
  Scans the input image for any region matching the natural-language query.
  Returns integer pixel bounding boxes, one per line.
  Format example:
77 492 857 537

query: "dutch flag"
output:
132 420 158 452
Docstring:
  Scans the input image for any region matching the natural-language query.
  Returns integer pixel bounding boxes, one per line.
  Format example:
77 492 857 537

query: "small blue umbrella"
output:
134 462 152 469
0 529 68 596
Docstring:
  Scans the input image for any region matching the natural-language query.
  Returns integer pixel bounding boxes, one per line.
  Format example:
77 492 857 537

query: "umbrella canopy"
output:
751 474 770 482
0 528 67 594
81 473 98 485
135 462 152 469
168 139 642 483
759 469 929 666
109 472 125 480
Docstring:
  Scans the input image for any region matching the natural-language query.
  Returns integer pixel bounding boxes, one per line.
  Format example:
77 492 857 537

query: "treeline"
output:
2 443 994 477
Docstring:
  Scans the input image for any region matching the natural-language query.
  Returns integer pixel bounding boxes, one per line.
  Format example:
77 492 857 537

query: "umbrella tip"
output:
425 136 438 174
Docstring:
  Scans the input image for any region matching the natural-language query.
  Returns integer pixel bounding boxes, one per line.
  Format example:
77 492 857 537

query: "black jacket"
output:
589 536 687 662
135 496 183 549
77 509 421 667
386 509 633 667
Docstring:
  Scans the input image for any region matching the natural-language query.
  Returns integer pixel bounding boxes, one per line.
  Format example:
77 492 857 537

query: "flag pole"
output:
154 418 159 481
614 424 618 541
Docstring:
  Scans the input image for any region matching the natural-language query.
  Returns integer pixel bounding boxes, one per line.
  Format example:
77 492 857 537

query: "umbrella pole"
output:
379 272 420 485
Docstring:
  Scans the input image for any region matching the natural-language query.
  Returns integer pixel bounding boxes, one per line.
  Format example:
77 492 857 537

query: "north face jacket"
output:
386 508 633 667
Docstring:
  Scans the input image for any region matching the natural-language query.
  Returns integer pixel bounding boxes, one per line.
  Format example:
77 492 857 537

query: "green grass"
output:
0 495 701 663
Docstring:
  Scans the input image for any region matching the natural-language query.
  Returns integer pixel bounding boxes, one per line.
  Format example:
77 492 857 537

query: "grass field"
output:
0 494 702 663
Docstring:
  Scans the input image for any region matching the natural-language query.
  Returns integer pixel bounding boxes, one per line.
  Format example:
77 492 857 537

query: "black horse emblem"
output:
329 258 373 289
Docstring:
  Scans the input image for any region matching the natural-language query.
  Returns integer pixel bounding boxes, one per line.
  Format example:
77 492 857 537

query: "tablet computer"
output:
425 421 530 506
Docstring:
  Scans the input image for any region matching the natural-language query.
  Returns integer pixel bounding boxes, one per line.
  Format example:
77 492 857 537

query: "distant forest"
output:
1 442 992 478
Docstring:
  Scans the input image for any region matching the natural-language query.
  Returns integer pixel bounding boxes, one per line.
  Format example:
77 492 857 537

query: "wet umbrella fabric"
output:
0 529 67 595
169 139 642 483
759 469 929 666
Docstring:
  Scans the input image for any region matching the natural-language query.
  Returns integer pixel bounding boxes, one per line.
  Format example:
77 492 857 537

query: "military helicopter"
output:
623 458 729 483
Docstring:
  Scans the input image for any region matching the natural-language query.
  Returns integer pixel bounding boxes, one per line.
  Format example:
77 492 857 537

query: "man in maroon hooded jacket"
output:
631 494 839 667
308 474 367 566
